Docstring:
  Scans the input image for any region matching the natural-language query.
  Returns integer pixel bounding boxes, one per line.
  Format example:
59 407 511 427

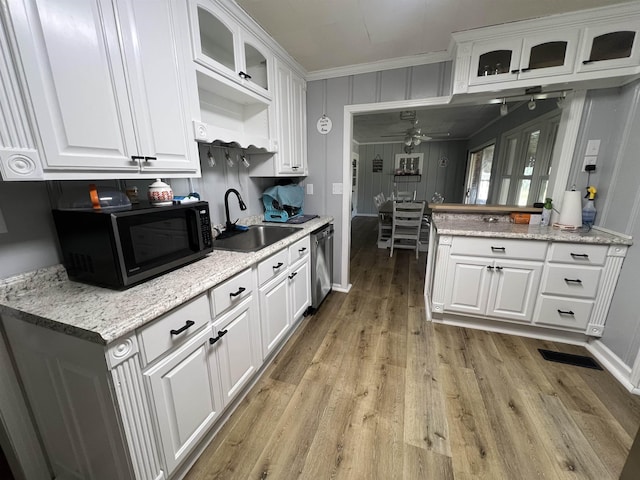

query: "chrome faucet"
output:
224 188 247 232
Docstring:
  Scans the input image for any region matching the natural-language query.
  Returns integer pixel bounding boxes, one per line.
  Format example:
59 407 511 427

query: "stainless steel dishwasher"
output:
309 223 334 313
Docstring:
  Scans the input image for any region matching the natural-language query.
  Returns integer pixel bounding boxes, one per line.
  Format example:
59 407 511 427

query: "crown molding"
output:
306 51 452 82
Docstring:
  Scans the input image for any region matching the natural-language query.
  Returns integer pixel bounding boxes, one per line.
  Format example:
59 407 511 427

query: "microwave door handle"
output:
188 208 204 251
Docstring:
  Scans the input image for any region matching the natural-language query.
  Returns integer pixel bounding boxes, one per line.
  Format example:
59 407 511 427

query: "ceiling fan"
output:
381 112 450 149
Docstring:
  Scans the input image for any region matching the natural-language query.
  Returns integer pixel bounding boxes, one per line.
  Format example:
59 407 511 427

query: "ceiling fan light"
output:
414 137 422 146
528 96 536 110
500 102 508 117
404 135 412 146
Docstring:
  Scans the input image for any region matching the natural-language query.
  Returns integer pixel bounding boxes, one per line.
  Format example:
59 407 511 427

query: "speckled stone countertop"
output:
0 216 332 345
432 213 632 245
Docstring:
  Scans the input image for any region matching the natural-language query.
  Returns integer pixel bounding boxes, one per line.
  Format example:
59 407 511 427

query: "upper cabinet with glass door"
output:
468 30 580 87
452 3 640 95
577 19 640 73
190 0 272 100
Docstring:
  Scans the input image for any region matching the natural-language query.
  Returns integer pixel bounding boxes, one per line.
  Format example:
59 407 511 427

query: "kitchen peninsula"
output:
425 206 631 344
0 216 331 480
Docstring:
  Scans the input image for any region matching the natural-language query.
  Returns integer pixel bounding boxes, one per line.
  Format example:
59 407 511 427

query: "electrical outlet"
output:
332 183 343 195
0 207 7 234
582 156 597 171
306 183 313 195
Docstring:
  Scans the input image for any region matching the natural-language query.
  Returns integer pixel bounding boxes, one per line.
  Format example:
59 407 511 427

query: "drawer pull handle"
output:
495 266 503 271
170 320 195 336
564 278 582 284
143 156 157 162
288 272 298 280
273 262 284 269
570 253 589 259
298 247 307 253
486 265 494 271
557 309 575 316
230 287 246 297
131 155 144 162
491 246 506 252
208 329 229 345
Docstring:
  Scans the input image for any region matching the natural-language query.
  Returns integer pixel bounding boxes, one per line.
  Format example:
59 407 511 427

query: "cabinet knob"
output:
582 60 595 65
486 265 494 271
144 156 157 162
510 69 520 74
491 246 506 252
238 71 252 80
520 67 531 73
209 329 228 345
170 320 195 336
298 247 307 253
495 266 503 271
557 309 575 316
131 155 144 163
288 272 298 280
273 262 284 269
564 278 582 284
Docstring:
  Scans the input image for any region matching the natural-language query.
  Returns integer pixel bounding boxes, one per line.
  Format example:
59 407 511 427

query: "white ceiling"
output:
235 0 629 73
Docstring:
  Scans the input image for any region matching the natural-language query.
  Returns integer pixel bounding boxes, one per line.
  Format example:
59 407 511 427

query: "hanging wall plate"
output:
317 115 332 134
439 156 449 167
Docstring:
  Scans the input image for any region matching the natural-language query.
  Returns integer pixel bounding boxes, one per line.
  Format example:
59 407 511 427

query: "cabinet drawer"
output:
534 296 593 331
138 294 210 364
289 236 310 263
257 249 289 286
212 268 253 316
541 265 601 299
548 243 607 265
450 236 547 260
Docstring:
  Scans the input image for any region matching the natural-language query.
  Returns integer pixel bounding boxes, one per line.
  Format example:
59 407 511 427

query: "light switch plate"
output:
586 139 601 156
332 183 343 195
306 183 313 195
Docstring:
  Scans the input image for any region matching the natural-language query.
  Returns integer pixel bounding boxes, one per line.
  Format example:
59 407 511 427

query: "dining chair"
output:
373 193 392 246
390 201 426 258
394 190 416 201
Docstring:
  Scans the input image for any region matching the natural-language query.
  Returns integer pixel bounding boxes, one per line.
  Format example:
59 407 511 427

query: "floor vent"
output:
538 349 603 370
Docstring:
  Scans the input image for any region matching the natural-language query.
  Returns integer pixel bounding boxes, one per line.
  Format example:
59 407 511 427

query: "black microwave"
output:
52 201 213 289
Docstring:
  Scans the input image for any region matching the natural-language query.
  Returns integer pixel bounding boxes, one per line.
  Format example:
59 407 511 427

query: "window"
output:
496 112 560 206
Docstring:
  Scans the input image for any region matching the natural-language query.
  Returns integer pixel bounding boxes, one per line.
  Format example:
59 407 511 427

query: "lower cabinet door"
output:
289 258 310 321
144 327 223 475
486 259 542 322
212 296 261 406
444 256 491 315
259 273 291 358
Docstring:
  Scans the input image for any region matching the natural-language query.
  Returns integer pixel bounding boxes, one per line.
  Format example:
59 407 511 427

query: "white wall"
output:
566 80 640 368
306 63 453 287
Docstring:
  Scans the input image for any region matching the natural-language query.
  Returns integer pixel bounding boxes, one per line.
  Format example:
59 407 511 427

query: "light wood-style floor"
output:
185 216 640 479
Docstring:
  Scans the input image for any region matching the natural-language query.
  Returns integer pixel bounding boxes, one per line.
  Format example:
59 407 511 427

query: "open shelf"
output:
393 174 422 181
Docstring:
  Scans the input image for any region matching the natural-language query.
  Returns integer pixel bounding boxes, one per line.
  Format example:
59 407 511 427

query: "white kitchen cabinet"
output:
249 58 307 177
431 233 628 338
212 296 261 405
144 326 223 475
2 0 200 180
444 255 542 323
468 30 580 86
577 20 640 73
451 3 640 95
259 269 291 358
190 0 272 100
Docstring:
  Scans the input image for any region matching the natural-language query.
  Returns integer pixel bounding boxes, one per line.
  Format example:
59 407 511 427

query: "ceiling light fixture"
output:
500 98 508 117
528 96 536 110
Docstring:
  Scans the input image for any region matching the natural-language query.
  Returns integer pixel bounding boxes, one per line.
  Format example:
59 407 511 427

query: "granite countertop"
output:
433 214 632 245
0 216 332 345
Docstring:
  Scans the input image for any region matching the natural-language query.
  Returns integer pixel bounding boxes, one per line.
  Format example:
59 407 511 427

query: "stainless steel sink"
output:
212 225 301 252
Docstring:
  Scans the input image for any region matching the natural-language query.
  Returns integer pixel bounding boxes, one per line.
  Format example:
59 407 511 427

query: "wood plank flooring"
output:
185 216 640 480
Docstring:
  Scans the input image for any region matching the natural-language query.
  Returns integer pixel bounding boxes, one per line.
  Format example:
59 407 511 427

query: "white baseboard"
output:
585 339 639 395
332 283 352 294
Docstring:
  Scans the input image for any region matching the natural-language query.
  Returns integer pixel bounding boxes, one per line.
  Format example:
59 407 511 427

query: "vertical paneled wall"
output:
567 80 640 370
306 62 453 288
357 140 467 215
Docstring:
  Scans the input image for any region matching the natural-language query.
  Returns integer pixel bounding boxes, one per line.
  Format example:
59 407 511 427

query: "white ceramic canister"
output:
147 179 173 206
